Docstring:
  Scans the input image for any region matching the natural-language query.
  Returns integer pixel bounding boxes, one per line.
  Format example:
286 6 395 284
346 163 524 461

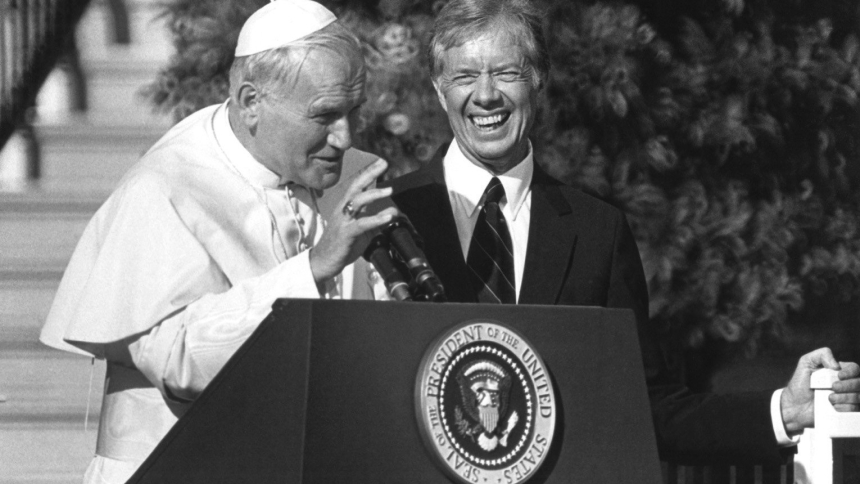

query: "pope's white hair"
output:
228 21 363 103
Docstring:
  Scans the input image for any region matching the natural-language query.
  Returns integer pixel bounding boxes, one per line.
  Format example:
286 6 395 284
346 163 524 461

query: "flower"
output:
606 89 628 118
817 18 833 42
383 113 411 135
376 23 419 65
722 0 744 16
646 136 677 171
374 92 398 114
415 142 435 162
636 24 656 45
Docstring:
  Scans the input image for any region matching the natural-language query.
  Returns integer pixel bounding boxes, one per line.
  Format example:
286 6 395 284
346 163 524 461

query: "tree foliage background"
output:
146 0 860 387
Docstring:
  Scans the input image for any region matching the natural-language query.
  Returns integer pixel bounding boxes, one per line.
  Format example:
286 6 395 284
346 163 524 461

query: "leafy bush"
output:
146 0 860 381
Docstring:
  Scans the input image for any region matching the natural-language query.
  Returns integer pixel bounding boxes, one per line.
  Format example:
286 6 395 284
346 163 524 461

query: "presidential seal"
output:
415 321 556 484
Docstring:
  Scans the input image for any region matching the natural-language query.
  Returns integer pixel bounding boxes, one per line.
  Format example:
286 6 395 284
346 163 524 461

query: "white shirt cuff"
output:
771 388 801 447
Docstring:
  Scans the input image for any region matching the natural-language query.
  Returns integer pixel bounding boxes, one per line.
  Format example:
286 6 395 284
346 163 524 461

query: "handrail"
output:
794 369 860 483
0 0 91 150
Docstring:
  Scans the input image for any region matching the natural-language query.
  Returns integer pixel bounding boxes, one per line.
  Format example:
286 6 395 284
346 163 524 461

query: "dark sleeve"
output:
606 212 791 466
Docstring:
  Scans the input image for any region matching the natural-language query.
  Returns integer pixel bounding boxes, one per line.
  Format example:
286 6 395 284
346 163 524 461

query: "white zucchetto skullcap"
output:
234 0 337 57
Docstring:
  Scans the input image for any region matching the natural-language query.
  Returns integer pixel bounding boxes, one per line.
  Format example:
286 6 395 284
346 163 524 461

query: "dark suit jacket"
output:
384 146 789 465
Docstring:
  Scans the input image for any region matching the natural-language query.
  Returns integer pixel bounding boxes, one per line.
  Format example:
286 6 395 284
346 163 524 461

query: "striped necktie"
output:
466 177 516 304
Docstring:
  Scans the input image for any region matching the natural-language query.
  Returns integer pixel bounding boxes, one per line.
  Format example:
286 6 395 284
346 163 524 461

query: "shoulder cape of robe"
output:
40 104 378 358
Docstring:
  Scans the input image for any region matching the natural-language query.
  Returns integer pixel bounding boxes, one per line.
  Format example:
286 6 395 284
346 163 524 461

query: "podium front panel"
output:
128 300 661 483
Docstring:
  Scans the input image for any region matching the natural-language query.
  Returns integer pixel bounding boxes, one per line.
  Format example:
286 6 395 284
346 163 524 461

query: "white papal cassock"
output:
40 102 376 483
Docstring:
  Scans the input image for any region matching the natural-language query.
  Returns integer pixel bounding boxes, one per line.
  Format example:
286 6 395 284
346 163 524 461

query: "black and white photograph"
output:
2 0 860 482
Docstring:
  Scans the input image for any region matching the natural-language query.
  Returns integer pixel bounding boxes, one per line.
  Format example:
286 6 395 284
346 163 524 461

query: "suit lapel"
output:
392 151 580 305
391 146 477 303
518 167 578 305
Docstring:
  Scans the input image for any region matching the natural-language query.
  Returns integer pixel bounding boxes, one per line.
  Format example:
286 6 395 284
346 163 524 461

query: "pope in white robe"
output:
38 2 396 482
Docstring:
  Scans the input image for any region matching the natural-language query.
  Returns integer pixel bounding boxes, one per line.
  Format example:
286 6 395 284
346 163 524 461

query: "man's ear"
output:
432 79 449 114
235 82 263 130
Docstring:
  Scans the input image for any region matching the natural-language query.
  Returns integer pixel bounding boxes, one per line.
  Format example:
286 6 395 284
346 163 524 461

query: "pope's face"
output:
254 49 366 190
434 31 539 175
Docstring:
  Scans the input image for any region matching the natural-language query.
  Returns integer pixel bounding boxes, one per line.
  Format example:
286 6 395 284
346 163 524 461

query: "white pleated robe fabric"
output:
39 102 377 483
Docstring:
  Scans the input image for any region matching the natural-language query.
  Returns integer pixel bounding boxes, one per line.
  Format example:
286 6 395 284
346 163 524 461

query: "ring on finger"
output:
342 201 356 217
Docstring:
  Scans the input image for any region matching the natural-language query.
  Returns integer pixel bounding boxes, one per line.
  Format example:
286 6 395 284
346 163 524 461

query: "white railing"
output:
794 369 860 484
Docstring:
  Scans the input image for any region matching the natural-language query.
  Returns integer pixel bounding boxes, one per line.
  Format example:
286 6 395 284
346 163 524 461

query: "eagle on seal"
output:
455 359 519 452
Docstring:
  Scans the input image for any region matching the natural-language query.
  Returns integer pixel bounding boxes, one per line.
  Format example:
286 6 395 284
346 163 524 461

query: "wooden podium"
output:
126 300 661 483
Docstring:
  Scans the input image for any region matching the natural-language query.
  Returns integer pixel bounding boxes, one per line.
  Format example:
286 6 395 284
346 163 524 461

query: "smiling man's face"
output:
433 29 539 175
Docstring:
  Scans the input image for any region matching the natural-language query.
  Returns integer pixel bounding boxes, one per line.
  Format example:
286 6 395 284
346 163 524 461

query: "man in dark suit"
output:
376 0 860 465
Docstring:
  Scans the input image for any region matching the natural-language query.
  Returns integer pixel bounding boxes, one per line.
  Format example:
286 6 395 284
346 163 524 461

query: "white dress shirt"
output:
444 140 533 301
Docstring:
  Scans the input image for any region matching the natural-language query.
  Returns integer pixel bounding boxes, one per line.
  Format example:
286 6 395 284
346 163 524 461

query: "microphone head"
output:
362 233 413 301
421 277 447 302
368 216 447 303
362 232 389 261
387 281 413 301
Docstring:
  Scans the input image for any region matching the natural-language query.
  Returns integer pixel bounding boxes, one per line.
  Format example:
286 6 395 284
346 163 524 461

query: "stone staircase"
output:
0 0 172 481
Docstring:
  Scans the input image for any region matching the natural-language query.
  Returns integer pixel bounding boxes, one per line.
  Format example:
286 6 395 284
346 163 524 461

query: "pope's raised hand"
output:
309 158 399 283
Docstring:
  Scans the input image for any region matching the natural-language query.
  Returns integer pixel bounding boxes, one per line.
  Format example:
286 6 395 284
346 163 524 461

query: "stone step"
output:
0 280 61 334
77 57 173 127
37 55 172 128
34 119 163 192
36 0 174 131
1 422 99 484
0 192 102 336
21 0 175 193
37 0 174 127
76 0 174 64
75 0 173 122
0 350 104 483
0 191 104 272
0 202 106 481
0 2 168 480
0 349 105 421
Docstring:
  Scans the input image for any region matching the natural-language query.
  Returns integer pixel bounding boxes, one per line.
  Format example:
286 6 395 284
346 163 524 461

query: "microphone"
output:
382 217 447 302
361 216 446 302
362 232 412 301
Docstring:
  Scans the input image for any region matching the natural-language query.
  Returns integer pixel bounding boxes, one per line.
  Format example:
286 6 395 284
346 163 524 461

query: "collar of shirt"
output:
213 101 283 189
443 139 533 300
443 139 534 221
